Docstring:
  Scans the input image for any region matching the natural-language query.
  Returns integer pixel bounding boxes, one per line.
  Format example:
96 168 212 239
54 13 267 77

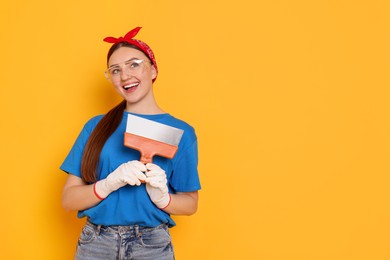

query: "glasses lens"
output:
104 59 145 81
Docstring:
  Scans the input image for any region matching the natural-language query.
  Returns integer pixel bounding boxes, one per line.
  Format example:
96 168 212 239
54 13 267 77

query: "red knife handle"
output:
124 133 179 164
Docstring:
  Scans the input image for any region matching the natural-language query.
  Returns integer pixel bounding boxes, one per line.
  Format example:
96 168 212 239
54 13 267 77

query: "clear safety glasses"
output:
104 59 149 81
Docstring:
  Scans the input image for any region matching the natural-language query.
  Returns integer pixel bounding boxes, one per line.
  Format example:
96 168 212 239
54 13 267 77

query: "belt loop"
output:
135 226 140 237
88 219 101 235
95 224 102 235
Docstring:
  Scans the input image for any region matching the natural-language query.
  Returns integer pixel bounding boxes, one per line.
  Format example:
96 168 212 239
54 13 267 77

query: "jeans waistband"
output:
86 219 168 236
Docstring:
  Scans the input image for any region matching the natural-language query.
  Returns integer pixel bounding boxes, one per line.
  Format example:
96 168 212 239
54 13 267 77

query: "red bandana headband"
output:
104 27 158 81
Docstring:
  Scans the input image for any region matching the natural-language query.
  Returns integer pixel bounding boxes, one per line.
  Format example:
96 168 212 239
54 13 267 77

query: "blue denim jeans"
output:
75 220 174 260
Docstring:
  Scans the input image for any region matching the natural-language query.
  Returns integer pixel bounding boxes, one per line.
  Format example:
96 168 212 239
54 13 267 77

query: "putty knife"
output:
124 114 184 164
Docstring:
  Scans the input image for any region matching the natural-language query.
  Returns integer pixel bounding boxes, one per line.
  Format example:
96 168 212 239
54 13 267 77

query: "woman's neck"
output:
125 102 165 115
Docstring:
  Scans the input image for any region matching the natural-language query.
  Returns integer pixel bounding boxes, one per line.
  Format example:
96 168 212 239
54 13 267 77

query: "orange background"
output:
1 1 390 259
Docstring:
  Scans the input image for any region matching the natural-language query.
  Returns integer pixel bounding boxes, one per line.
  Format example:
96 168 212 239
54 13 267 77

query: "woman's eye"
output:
111 68 120 75
130 62 140 68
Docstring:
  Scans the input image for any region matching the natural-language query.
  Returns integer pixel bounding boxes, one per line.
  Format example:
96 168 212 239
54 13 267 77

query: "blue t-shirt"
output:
60 112 201 227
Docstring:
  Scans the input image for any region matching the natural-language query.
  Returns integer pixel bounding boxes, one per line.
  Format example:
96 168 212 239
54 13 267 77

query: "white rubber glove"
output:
145 163 171 209
94 160 147 199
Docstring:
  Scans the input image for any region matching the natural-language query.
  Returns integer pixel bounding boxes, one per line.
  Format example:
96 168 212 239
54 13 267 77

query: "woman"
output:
61 27 201 260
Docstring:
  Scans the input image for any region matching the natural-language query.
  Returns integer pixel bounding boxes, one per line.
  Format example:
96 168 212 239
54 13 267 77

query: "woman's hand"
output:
62 160 147 212
95 160 147 199
145 163 171 209
144 163 199 215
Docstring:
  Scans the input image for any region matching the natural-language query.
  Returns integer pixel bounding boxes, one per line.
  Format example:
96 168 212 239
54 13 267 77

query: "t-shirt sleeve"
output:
60 116 100 177
169 130 201 192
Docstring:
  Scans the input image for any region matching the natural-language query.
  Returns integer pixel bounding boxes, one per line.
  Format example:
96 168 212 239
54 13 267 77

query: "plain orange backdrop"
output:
1 0 390 259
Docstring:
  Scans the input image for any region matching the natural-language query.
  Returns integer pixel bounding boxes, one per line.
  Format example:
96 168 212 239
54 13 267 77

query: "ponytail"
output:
81 100 126 183
81 41 147 183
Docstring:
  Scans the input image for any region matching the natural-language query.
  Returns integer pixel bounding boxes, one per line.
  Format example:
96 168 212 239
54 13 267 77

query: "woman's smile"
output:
123 81 140 92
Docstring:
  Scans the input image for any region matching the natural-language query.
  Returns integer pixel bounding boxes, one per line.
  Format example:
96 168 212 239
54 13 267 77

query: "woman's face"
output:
107 46 157 108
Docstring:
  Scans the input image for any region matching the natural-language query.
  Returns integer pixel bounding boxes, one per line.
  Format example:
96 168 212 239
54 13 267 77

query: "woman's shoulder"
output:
82 114 105 132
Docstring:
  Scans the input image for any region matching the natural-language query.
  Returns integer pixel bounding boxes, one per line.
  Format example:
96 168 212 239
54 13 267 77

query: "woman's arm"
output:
163 191 199 216
62 174 199 215
62 161 148 212
62 175 101 212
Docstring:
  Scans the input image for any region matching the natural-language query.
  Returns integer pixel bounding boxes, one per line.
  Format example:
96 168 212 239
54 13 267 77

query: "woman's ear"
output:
151 65 157 80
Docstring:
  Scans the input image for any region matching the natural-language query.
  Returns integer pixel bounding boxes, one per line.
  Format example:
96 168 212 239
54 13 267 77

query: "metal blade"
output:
126 114 184 146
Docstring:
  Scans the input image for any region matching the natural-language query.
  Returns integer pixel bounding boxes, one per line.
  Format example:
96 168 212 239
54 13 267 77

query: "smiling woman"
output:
106 46 157 111
60 27 201 260
104 58 149 83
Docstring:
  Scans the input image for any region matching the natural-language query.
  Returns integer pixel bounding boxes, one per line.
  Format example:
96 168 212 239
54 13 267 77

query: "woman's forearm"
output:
163 191 198 216
63 175 199 215
62 175 101 211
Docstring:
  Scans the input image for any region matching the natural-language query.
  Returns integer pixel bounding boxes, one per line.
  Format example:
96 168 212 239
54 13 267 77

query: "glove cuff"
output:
157 193 171 209
94 179 110 200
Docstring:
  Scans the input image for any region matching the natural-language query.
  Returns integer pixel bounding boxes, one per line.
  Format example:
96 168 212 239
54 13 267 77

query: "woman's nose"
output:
120 69 132 80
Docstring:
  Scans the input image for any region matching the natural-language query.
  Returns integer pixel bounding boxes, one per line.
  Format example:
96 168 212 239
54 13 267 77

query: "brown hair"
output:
81 100 126 182
80 42 152 183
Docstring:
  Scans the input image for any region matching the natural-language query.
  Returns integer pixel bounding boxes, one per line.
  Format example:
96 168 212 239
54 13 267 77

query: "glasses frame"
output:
104 58 149 81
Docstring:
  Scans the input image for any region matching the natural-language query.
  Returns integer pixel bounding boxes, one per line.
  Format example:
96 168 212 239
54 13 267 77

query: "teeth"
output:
124 83 139 89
